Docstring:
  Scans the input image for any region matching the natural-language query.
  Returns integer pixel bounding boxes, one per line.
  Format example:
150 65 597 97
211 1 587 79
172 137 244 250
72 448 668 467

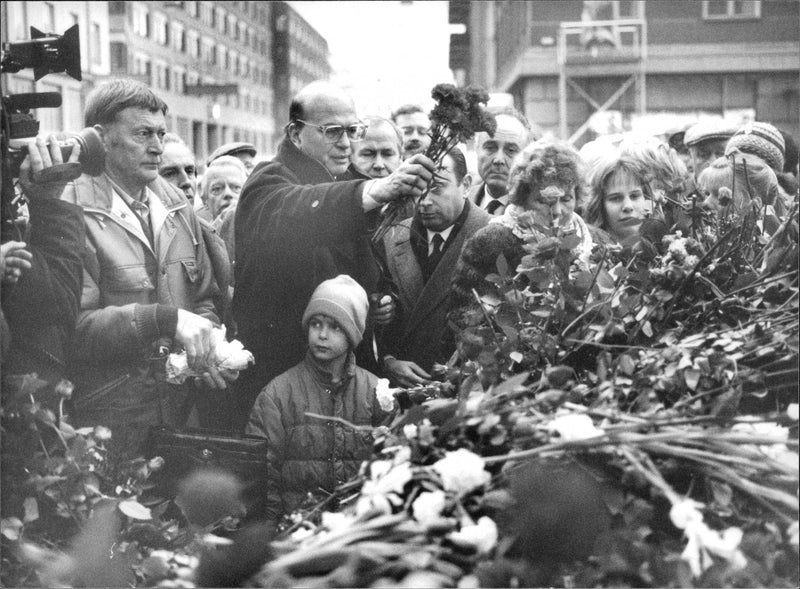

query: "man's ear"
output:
93 124 110 147
287 122 302 148
461 172 473 192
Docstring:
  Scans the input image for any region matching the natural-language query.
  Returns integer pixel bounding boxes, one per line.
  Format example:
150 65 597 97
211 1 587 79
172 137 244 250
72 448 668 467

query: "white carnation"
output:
412 491 447 526
432 449 490 495
448 516 498 555
375 378 397 412
548 413 604 441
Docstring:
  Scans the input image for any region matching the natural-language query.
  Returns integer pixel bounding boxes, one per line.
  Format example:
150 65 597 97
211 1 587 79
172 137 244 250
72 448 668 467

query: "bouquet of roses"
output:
371 84 496 246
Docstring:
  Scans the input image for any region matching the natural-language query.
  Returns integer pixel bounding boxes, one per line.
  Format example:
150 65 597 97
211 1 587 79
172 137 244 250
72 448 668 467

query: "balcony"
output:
558 18 646 77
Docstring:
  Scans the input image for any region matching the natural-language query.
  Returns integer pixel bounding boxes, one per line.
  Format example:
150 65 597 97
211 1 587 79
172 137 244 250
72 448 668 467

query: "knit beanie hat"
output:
302 275 368 347
725 122 786 173
684 120 737 147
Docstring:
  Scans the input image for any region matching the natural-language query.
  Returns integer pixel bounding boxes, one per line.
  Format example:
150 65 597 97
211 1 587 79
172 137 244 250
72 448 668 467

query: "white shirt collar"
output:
426 225 454 255
479 184 508 209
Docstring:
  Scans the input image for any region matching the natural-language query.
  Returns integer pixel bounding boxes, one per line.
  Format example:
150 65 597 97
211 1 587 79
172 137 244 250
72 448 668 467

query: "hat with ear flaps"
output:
302 275 369 347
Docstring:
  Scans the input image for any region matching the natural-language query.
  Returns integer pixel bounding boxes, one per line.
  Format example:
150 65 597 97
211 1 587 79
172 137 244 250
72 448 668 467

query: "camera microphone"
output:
4 92 63 111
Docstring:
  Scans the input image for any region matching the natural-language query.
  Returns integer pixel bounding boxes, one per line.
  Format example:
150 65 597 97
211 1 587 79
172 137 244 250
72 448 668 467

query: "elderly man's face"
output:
417 154 468 232
293 95 360 177
159 142 197 202
689 139 727 179
395 111 431 159
352 124 401 179
476 114 528 196
205 162 246 219
101 107 166 195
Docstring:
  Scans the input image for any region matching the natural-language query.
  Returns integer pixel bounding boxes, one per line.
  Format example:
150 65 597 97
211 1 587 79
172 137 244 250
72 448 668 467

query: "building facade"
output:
270 1 331 149
2 0 111 135
451 0 799 145
108 0 275 162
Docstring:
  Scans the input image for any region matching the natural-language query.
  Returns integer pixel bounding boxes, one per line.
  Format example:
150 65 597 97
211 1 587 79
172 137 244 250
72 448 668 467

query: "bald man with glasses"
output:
232 81 435 430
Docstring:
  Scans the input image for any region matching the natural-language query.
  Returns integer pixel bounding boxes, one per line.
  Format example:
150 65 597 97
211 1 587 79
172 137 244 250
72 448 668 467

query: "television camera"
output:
2 24 105 237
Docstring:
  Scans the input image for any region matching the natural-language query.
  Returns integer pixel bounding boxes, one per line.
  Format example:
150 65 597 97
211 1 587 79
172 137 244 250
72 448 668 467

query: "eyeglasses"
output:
295 119 368 143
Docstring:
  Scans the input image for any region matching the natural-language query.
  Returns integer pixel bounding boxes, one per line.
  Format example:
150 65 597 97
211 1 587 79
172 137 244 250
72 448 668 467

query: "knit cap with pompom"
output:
302 275 368 347
725 121 786 173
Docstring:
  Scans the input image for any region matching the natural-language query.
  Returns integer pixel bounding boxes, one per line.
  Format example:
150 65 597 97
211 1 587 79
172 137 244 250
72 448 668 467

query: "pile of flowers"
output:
1 145 797 587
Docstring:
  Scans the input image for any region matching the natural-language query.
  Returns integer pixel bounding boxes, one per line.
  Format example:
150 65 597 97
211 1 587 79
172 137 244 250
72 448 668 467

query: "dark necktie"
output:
430 233 444 258
486 199 503 215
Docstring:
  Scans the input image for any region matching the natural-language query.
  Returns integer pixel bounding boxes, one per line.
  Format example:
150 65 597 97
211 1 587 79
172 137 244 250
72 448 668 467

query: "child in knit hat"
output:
246 275 389 526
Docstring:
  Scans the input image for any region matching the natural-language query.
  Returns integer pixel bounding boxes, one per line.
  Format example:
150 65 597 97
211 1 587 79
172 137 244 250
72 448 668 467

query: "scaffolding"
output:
557 17 647 145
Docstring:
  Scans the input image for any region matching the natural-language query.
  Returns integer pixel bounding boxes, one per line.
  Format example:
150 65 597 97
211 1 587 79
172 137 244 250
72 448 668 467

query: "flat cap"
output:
207 142 256 166
684 120 737 147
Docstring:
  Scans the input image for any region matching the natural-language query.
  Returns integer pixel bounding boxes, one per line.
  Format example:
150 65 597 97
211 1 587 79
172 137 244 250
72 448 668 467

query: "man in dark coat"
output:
380 148 490 386
468 107 531 217
233 81 435 430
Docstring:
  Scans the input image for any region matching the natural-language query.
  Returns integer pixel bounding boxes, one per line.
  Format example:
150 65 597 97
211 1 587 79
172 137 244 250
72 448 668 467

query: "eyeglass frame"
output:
292 118 369 144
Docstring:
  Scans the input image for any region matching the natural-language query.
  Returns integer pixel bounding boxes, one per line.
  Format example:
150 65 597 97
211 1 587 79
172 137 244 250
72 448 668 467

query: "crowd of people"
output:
1 77 797 526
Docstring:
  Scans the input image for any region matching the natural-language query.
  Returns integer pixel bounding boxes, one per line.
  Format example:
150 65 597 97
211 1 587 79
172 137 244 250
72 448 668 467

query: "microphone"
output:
4 92 63 111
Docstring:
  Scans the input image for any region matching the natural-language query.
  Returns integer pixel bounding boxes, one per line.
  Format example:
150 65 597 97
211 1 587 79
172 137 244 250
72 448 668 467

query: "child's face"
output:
308 314 350 363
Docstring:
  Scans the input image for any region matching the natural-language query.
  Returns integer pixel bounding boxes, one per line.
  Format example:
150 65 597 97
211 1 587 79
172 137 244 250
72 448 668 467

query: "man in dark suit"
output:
233 81 435 430
468 107 532 217
380 147 490 386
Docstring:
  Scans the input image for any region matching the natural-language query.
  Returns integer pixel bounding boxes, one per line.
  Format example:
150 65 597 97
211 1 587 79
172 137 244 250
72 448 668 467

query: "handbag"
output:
145 426 270 519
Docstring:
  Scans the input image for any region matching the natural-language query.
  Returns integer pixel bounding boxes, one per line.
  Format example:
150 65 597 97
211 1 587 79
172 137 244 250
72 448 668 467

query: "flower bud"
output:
92 425 112 442
54 379 74 400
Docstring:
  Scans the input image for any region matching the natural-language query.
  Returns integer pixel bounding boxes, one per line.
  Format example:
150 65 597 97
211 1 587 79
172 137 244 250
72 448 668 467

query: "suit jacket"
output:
381 200 489 371
467 182 507 216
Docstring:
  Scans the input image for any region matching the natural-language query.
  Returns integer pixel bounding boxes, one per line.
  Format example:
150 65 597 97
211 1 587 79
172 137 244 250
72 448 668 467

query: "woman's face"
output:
527 184 577 228
603 168 652 241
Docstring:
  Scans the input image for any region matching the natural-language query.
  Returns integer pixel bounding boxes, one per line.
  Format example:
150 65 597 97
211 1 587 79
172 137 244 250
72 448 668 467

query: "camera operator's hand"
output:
1 241 33 285
18 135 81 201
366 154 436 204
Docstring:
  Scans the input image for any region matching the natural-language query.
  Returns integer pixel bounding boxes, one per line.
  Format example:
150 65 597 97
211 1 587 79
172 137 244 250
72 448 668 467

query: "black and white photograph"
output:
1 1 798 587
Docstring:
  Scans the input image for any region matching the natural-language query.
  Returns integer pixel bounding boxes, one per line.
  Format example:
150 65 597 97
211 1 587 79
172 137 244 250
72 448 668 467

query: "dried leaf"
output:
1 517 23 540
617 354 636 376
23 497 39 523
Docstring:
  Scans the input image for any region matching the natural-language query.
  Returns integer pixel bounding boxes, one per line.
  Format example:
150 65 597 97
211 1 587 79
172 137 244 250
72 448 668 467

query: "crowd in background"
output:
1 77 797 525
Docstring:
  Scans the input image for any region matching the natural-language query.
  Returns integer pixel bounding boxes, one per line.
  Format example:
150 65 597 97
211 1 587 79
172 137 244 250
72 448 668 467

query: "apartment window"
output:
109 2 126 15
90 22 102 65
199 2 212 26
215 7 226 33
703 1 760 19
110 42 127 71
187 1 198 18
153 13 168 45
171 23 185 51
187 31 199 58
173 67 185 93
133 4 149 37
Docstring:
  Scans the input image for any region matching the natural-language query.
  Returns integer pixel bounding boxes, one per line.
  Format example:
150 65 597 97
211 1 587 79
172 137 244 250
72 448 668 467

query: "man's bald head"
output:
286 81 362 177
288 81 356 129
